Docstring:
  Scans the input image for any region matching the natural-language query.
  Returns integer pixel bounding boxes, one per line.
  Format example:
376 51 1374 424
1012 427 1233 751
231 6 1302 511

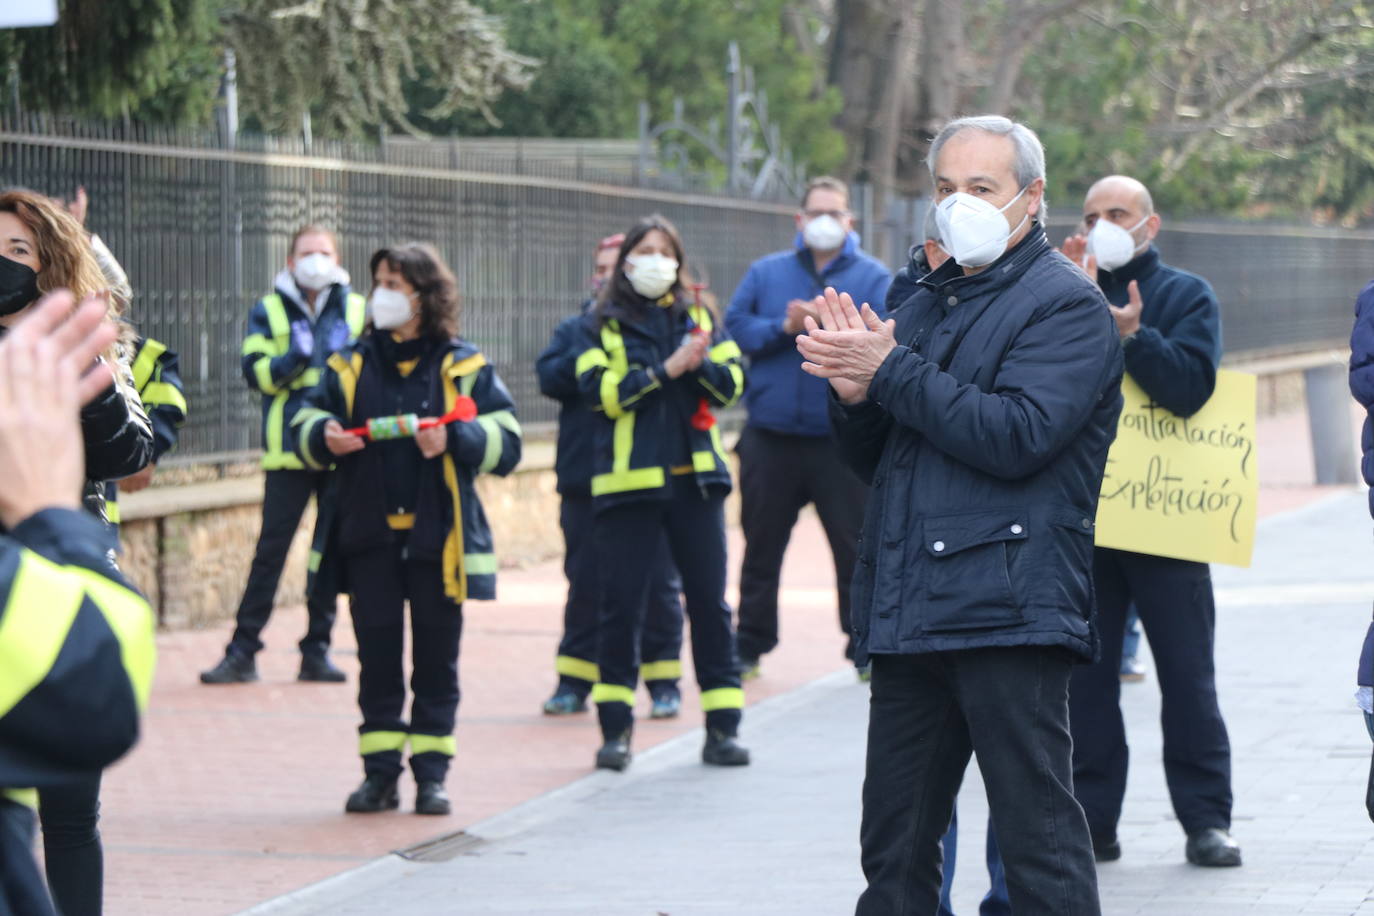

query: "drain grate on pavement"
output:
396 831 487 863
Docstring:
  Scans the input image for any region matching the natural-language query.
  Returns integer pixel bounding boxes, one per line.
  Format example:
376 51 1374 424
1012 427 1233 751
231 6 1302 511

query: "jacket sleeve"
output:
1349 283 1374 410
0 508 154 787
535 316 583 402
575 319 663 418
866 289 1121 481
449 363 523 477
240 300 308 395
1124 279 1221 418
81 363 155 481
690 320 745 409
136 344 188 462
291 363 347 472
725 264 793 359
828 393 894 485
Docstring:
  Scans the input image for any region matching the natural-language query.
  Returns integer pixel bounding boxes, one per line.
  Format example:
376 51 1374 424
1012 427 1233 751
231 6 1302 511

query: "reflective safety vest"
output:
240 287 366 470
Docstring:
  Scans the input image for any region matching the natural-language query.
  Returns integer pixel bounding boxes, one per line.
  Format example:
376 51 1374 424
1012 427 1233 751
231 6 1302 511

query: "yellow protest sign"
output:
1095 369 1258 567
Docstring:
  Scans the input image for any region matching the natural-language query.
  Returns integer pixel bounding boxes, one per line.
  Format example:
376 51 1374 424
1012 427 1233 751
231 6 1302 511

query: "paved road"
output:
240 490 1374 915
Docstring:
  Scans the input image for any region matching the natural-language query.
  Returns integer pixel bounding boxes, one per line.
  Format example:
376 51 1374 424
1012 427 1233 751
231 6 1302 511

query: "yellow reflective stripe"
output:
575 348 609 376
241 334 278 358
692 450 716 473
688 305 714 333
290 367 322 390
463 553 497 575
252 357 281 395
2 788 37 810
68 565 156 712
709 424 728 467
294 409 331 470
410 734 456 756
141 381 187 414
599 369 624 418
131 339 167 391
439 352 468 603
700 687 745 712
488 409 521 436
359 731 408 755
264 391 287 458
591 466 665 496
345 293 367 338
556 655 600 682
618 374 660 410
262 294 289 340
710 340 741 362
448 353 488 380
724 363 744 407
641 659 682 681
387 513 415 531
591 683 635 706
475 415 503 473
308 549 323 573
106 498 122 524
598 321 630 418
0 553 85 719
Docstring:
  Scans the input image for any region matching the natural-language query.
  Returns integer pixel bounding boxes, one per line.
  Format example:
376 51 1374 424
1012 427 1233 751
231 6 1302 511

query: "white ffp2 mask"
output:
1086 216 1149 271
370 287 418 330
934 185 1030 268
625 253 679 300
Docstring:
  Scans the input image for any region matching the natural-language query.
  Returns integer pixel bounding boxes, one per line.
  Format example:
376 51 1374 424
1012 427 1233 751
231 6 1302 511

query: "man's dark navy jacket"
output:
831 227 1123 664
1097 244 1221 417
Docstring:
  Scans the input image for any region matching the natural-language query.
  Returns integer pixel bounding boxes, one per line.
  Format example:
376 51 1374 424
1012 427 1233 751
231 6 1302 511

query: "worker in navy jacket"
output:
1061 175 1241 869
1347 279 1374 821
724 176 890 677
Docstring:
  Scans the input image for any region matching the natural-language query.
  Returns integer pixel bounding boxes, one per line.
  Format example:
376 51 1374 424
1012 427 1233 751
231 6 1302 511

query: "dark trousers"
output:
857 649 1100 916
594 477 742 738
1069 548 1233 838
230 469 337 657
736 426 866 661
557 494 683 695
346 539 463 783
37 770 102 916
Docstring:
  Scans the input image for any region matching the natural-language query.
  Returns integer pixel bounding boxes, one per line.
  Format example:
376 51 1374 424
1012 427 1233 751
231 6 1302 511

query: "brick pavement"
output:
239 489 1374 916
92 402 1359 915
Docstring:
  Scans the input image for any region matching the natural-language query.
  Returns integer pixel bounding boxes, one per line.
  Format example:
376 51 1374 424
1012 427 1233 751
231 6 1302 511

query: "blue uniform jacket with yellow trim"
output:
0 507 156 916
240 279 366 470
536 299 598 496
293 333 522 602
574 296 744 510
105 337 189 526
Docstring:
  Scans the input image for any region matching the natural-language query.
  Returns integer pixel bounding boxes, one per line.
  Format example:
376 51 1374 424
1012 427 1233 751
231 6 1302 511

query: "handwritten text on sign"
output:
1095 370 1258 567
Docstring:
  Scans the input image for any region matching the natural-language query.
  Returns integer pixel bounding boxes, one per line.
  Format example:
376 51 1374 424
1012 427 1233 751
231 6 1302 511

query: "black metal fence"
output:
2 115 1369 464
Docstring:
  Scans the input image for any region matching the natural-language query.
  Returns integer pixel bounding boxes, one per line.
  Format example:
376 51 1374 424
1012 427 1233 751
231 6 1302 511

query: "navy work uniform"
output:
295 330 520 804
105 337 188 525
0 508 155 916
223 276 366 667
574 295 747 764
537 305 684 712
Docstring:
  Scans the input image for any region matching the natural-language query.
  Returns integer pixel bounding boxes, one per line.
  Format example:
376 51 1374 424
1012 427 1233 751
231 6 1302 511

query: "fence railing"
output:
2 116 1366 464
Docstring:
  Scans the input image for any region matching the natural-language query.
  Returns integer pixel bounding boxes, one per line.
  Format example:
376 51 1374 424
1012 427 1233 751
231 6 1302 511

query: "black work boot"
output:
702 729 750 767
298 652 346 683
595 732 632 772
415 781 451 816
199 650 258 684
1185 828 1242 867
345 775 400 813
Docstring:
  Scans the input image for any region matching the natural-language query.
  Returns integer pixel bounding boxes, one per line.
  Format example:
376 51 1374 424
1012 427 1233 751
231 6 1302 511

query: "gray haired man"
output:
797 115 1122 915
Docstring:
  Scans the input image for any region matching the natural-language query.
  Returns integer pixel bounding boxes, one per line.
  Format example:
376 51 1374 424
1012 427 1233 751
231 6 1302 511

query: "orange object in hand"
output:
343 395 477 440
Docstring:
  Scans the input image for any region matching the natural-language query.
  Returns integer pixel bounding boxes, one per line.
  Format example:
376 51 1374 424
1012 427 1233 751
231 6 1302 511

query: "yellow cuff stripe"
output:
410 734 457 756
641 659 682 681
556 655 600 682
700 687 745 712
359 731 408 755
591 683 636 707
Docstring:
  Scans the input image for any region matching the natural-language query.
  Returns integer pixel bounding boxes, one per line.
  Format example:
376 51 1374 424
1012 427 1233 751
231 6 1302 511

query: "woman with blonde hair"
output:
0 187 153 916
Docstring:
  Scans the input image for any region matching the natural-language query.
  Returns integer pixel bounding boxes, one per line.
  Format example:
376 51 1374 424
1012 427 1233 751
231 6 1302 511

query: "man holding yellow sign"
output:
1061 175 1243 870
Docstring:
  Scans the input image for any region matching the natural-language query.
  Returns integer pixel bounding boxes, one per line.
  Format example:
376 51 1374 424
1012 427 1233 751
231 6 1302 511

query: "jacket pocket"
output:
918 509 1028 632
1045 505 1096 616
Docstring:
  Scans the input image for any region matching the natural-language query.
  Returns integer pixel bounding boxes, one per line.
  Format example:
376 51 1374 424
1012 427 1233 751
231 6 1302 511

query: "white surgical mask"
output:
803 214 847 252
934 185 1031 268
1086 216 1149 271
292 252 339 292
370 287 418 330
625 253 678 300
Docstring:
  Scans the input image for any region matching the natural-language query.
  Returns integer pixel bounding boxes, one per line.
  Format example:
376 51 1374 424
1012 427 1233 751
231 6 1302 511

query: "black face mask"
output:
0 254 39 316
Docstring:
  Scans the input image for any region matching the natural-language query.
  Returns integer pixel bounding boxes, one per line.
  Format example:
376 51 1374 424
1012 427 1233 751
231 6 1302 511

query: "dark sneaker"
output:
1186 828 1242 867
199 651 258 684
344 775 399 813
542 687 588 715
595 733 632 772
648 688 681 719
298 653 346 683
415 781 451 816
1092 833 1122 863
702 729 750 767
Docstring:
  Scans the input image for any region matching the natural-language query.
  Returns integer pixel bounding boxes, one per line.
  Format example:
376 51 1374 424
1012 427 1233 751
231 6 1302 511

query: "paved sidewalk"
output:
242 490 1374 916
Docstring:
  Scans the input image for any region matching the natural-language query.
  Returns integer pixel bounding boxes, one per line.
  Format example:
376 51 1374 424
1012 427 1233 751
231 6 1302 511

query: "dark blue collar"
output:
1098 244 1160 285
919 223 1052 298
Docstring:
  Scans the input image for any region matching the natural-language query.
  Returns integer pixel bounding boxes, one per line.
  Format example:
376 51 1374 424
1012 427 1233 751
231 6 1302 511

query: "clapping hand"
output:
795 287 896 405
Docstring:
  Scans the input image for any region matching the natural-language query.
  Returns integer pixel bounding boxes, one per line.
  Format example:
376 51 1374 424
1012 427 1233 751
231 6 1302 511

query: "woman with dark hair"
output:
294 243 521 815
574 214 749 771
0 188 153 916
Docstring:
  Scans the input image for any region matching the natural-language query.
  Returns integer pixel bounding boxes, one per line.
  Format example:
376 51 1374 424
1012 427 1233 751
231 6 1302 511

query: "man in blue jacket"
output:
1061 175 1241 869
799 115 1120 915
725 176 890 677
